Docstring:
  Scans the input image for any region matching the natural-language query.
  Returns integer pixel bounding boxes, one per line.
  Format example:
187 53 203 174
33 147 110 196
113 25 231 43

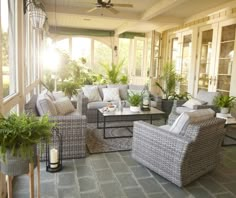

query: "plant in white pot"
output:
213 95 236 114
128 91 142 112
0 113 53 176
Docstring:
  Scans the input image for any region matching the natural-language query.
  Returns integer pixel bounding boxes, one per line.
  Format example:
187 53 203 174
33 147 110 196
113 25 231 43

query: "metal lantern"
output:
141 85 150 111
46 127 63 173
29 7 46 29
25 0 46 29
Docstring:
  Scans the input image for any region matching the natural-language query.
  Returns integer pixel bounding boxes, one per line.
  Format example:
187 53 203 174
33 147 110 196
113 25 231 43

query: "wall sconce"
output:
25 0 46 29
114 45 118 56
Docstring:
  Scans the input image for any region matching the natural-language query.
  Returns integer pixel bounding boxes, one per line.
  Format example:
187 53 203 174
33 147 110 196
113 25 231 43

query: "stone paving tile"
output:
122 155 140 166
57 172 76 186
95 169 115 183
223 182 236 196
89 153 105 160
91 159 109 170
116 173 138 188
80 191 102 198
215 192 236 198
162 183 189 198
100 182 125 198
148 192 170 198
198 176 227 194
123 187 147 198
77 165 93 177
40 170 56 181
131 166 151 178
105 152 122 162
138 178 164 193
58 186 80 198
78 177 97 192
74 158 90 166
109 162 130 174
149 170 170 184
119 151 132 156
41 182 57 197
186 187 214 198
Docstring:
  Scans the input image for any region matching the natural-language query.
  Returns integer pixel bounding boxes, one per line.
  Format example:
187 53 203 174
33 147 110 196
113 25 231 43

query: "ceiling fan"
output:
87 0 133 14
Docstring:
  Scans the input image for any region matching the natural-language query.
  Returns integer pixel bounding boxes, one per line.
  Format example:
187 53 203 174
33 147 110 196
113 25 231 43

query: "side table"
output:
216 113 236 146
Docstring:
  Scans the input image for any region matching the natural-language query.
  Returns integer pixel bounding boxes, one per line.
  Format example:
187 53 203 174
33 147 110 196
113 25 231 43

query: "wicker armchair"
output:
25 95 87 160
132 116 225 187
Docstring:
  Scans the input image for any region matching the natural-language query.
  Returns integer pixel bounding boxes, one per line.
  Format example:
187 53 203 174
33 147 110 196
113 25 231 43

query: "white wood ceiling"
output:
43 0 236 34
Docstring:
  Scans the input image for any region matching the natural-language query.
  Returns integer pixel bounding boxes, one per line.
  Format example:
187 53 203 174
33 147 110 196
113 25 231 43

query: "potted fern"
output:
0 113 53 176
128 91 142 112
213 95 236 114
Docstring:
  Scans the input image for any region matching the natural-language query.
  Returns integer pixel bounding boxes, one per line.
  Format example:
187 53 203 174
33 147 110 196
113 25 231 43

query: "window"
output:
94 40 112 73
72 37 91 67
1 0 17 98
118 38 131 74
134 39 145 76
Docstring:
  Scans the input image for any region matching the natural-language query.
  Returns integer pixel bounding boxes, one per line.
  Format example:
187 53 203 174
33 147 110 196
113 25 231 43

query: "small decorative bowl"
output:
108 105 116 112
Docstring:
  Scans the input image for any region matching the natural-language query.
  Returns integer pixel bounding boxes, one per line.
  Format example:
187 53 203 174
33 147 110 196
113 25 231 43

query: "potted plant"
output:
213 95 236 114
128 91 142 112
155 62 185 116
61 81 79 99
0 113 53 176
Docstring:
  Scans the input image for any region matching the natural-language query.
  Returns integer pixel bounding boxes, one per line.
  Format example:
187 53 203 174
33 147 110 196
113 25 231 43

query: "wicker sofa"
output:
25 91 87 160
132 109 225 187
79 84 161 123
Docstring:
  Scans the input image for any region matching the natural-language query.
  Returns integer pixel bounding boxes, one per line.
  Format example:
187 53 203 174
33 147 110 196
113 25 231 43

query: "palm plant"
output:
155 62 182 99
100 59 126 84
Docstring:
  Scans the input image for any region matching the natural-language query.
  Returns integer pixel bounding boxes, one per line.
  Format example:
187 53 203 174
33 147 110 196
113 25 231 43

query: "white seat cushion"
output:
176 107 192 114
54 97 75 115
169 108 215 135
159 125 171 131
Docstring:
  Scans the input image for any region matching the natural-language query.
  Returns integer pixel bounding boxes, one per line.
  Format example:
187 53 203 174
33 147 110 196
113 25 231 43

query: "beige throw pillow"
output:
54 97 75 115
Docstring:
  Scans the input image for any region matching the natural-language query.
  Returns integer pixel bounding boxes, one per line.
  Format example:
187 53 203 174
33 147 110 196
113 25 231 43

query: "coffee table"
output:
216 113 236 146
97 107 165 139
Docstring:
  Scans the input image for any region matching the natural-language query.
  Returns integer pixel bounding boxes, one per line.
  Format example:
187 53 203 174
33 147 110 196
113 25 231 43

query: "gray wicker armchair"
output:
25 95 87 160
132 116 225 187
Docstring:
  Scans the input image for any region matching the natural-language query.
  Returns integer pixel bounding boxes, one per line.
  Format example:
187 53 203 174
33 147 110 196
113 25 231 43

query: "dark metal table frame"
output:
97 108 165 139
223 122 236 147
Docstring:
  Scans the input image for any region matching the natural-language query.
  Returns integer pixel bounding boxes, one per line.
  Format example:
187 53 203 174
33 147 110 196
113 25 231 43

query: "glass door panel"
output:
180 34 192 93
198 29 213 92
216 24 236 95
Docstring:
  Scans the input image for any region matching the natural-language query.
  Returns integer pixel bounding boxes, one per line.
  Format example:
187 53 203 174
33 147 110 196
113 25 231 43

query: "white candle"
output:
50 148 58 168
143 99 149 105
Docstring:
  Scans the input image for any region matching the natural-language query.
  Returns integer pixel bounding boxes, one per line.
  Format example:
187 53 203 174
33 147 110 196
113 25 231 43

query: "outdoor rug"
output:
86 122 133 154
86 119 165 154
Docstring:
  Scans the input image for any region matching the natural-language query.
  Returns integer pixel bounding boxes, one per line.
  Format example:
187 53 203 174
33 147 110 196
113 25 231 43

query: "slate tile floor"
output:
13 147 236 198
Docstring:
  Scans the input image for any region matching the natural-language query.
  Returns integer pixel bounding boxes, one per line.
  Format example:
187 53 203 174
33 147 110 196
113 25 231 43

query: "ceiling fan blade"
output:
112 3 133 8
87 7 98 13
107 7 119 14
